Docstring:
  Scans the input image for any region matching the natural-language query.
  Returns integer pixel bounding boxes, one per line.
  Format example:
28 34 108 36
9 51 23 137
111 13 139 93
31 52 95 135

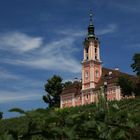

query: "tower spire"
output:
89 9 93 26
88 9 95 38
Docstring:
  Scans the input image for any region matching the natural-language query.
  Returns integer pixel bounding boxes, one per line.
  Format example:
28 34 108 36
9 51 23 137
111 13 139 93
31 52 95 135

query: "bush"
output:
0 98 140 140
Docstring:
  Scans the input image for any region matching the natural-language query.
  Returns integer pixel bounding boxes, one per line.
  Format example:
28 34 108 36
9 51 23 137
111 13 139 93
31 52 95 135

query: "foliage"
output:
0 98 140 140
63 81 73 89
0 133 15 140
131 53 140 76
9 108 25 114
135 82 140 96
0 111 3 120
117 75 135 96
43 75 63 108
131 53 140 96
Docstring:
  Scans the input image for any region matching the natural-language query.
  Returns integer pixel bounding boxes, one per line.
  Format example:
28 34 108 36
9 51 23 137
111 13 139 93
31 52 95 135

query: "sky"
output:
0 0 140 118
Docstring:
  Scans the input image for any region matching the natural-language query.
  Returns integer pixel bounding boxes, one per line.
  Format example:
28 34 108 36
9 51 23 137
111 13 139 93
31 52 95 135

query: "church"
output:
60 12 135 108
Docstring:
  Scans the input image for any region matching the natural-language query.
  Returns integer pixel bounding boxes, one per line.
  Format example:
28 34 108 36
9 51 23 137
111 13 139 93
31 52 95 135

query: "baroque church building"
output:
60 13 135 108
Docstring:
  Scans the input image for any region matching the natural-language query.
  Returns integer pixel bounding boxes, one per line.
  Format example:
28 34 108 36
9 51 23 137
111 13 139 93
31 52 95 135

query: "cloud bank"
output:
0 91 41 103
0 32 42 53
97 24 117 35
0 31 81 73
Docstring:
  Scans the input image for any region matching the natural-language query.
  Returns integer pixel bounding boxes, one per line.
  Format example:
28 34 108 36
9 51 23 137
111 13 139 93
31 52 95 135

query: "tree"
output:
0 133 15 140
118 75 134 96
131 53 140 96
9 108 25 114
0 112 3 120
131 53 140 76
63 81 72 89
43 75 63 108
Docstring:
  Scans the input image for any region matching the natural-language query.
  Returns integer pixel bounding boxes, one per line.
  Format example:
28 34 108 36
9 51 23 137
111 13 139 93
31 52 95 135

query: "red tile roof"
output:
61 81 82 95
94 67 137 90
61 67 137 95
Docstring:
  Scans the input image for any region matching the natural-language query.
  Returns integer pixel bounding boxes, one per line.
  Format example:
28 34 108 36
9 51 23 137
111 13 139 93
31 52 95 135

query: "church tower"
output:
82 11 102 92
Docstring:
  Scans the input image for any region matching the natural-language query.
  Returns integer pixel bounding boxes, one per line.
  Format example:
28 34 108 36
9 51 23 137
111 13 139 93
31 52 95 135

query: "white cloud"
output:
103 0 140 13
127 43 140 48
97 24 117 35
0 32 43 53
0 67 44 95
56 29 85 37
2 32 81 73
40 37 76 54
0 24 118 74
10 57 81 73
0 74 44 104
113 2 140 13
0 68 19 80
0 24 118 75
57 24 117 37
0 91 41 103
0 30 82 105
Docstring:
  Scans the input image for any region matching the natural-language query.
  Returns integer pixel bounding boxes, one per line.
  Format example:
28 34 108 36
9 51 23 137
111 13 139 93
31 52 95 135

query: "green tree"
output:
131 53 140 76
63 81 72 89
0 133 15 140
9 108 25 114
131 53 140 96
43 75 63 108
0 111 3 120
118 75 134 96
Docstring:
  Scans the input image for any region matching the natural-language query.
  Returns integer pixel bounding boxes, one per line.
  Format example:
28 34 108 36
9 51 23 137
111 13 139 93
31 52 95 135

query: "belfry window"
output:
86 54 88 60
85 47 89 60
95 47 98 60
95 55 97 60
95 48 97 53
86 47 88 53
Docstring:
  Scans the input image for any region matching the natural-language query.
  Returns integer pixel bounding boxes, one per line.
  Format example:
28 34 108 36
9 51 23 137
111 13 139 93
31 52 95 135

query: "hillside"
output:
0 97 140 140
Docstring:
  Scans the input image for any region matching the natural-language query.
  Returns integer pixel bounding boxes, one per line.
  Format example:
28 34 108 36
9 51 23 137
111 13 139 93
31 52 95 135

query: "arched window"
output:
95 47 98 60
85 47 89 60
86 47 88 53
86 55 88 60
95 55 97 60
95 47 97 53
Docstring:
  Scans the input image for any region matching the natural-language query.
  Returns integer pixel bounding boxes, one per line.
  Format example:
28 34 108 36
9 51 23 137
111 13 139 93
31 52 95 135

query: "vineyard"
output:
0 97 140 140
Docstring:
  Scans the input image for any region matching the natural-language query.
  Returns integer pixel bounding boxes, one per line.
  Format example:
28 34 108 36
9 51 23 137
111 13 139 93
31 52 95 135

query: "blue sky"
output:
0 0 140 118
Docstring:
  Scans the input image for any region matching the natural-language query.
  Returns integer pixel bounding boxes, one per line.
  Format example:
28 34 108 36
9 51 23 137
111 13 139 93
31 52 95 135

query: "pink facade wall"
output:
75 95 82 106
83 63 90 89
61 93 73 108
94 64 102 83
83 93 91 104
82 62 102 90
60 85 121 108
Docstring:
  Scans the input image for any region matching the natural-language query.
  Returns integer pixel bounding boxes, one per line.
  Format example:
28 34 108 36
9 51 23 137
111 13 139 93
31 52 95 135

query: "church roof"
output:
61 81 82 95
94 67 137 90
61 67 137 95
